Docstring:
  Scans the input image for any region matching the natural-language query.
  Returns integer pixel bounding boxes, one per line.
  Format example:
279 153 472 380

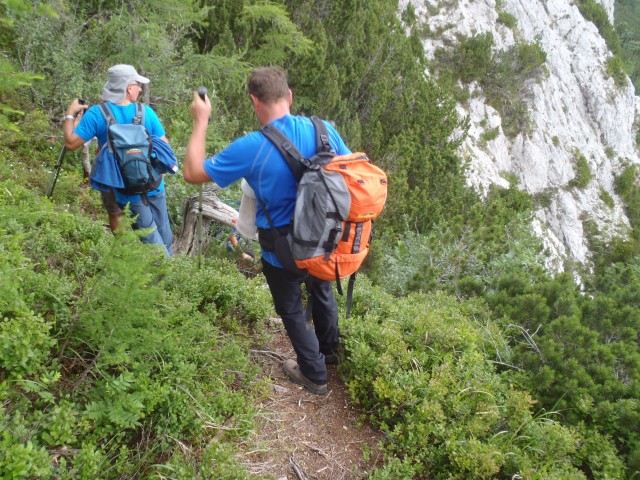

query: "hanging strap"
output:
345 273 356 319
98 102 116 126
303 277 314 323
343 222 364 318
261 118 343 222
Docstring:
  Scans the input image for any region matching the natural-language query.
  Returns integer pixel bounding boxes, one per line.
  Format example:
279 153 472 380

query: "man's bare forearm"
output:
183 121 210 183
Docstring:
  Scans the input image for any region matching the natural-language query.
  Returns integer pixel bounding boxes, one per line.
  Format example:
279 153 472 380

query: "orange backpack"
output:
260 117 387 317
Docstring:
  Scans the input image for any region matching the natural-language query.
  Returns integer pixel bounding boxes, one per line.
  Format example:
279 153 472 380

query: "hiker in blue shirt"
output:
63 64 173 256
183 67 351 395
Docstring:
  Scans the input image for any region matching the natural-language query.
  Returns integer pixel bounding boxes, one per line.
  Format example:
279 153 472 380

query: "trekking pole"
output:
46 99 86 198
196 87 208 269
197 184 203 269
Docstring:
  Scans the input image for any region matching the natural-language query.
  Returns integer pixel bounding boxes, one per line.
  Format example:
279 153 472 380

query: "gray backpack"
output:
98 102 162 195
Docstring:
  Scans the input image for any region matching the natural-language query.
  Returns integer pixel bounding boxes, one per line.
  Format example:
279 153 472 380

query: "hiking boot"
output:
323 343 344 365
283 359 327 395
323 352 338 365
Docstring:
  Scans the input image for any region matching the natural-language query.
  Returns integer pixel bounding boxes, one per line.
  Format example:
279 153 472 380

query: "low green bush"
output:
435 34 547 138
0 172 274 478
497 11 517 29
569 151 593 188
606 55 628 88
341 283 620 478
576 0 621 55
480 126 500 145
600 188 615 208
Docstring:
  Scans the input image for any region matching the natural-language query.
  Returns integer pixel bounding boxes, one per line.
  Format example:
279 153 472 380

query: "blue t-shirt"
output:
204 114 351 267
75 103 167 204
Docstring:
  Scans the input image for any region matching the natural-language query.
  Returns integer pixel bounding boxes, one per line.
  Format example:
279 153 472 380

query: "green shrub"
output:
342 285 611 478
0 234 57 377
569 151 593 188
497 12 517 29
0 172 274 478
368 184 539 299
0 313 55 377
576 0 621 55
605 146 616 158
435 33 494 84
480 126 500 145
614 165 637 197
484 257 640 474
614 166 640 232
157 442 266 479
0 437 52 479
366 176 637 474
486 42 547 137
606 55 628 87
600 188 615 208
533 188 554 208
436 35 546 138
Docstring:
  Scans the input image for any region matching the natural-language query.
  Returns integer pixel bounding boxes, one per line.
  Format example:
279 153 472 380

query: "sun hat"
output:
101 64 150 103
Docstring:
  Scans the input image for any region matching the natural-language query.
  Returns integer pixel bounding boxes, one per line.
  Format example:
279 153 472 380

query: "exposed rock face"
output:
401 0 639 271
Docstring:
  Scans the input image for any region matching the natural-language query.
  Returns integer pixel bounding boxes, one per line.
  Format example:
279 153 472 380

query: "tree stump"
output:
174 183 250 255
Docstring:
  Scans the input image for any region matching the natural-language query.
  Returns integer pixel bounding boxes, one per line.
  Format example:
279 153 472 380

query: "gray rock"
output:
401 0 638 272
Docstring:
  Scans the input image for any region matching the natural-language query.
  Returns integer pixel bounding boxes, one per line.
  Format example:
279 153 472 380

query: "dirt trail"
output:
242 318 384 479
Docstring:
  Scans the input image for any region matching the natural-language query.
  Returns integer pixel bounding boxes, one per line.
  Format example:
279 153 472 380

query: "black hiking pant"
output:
261 259 339 384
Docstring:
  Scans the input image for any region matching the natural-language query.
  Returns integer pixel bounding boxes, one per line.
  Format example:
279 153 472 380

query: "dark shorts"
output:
100 189 122 216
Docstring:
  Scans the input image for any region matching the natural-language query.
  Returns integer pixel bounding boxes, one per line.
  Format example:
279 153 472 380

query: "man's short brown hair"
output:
247 67 289 104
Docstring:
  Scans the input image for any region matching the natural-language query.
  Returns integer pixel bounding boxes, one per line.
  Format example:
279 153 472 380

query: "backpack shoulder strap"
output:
133 103 145 126
98 102 145 126
98 102 118 152
310 116 334 155
98 102 117 126
261 117 336 180
309 116 336 167
261 123 307 182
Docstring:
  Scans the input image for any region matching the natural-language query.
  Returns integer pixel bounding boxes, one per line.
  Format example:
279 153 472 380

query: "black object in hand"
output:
197 87 207 101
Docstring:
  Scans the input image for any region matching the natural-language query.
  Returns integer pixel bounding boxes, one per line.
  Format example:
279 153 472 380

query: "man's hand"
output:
184 90 213 184
190 90 211 125
63 99 89 151
66 98 88 118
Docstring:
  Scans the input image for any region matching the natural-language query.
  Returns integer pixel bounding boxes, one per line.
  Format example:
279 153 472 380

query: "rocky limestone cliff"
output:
402 0 639 272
